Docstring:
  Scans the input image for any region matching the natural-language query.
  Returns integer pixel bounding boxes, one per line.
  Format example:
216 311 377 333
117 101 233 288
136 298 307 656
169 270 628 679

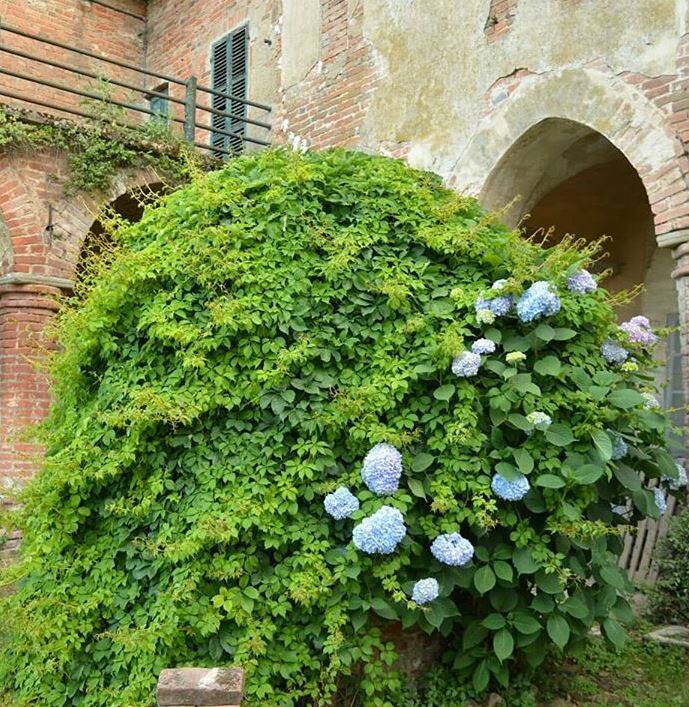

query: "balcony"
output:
0 20 272 159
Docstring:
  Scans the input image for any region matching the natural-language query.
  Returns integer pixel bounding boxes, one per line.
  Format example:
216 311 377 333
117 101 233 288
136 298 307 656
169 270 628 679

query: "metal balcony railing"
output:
0 20 271 158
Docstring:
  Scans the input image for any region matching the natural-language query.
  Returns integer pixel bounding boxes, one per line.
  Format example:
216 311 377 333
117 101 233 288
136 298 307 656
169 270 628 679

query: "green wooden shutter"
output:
211 25 248 157
664 312 685 458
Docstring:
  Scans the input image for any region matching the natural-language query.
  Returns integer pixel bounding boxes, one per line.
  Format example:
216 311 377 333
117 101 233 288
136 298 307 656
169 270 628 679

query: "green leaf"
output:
493 560 514 583
614 465 641 491
534 356 561 376
512 612 541 634
535 474 566 489
599 565 627 591
546 423 574 447
608 388 645 409
602 618 627 649
655 448 679 480
508 413 532 431
572 464 603 485
534 323 555 341
370 597 397 621
535 570 562 595
472 660 490 692
591 430 612 461
482 613 506 630
474 565 497 594
547 614 570 649
407 478 426 499
531 593 555 613
561 593 589 619
513 547 539 575
411 452 434 472
513 448 534 474
493 628 514 662
552 327 577 340
485 327 502 343
495 461 519 481
463 622 488 650
433 384 455 401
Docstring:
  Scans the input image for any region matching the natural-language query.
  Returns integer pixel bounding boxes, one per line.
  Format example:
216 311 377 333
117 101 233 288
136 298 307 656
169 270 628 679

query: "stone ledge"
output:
645 625 689 648
157 667 244 706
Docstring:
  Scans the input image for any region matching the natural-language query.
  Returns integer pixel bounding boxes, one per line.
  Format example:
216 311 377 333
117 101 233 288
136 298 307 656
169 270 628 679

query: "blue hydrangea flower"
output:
662 461 688 491
611 503 631 518
452 351 481 377
610 434 628 461
411 577 439 605
323 486 360 520
526 411 551 429
491 472 530 501
567 269 597 294
654 487 667 515
600 340 629 365
430 532 474 566
352 505 406 554
471 338 496 355
361 443 403 495
620 316 658 347
516 281 561 323
475 280 514 318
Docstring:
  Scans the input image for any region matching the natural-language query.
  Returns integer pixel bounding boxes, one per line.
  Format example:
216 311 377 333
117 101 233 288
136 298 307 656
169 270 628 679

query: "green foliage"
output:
0 103 194 194
0 149 676 705
648 508 689 624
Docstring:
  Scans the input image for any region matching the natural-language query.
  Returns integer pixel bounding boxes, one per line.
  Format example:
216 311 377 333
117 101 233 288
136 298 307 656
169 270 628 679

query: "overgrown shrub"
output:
0 149 682 706
648 507 689 624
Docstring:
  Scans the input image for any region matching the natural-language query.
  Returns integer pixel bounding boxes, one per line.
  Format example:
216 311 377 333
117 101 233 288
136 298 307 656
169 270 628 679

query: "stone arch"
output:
449 67 688 246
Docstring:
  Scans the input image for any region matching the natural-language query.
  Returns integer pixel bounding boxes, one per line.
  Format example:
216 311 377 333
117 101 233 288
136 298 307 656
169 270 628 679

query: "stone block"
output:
157 667 244 706
645 625 689 648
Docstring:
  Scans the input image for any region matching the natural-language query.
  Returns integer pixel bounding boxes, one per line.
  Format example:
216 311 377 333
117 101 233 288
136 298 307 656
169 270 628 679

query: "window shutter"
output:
664 312 685 457
211 25 248 157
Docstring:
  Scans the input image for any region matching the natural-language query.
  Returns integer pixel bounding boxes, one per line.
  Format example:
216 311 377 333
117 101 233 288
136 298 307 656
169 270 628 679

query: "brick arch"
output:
448 67 689 246
0 144 162 285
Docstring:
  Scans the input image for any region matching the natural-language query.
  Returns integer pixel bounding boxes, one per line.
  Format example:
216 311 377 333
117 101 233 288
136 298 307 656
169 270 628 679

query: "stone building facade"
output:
1 0 689 535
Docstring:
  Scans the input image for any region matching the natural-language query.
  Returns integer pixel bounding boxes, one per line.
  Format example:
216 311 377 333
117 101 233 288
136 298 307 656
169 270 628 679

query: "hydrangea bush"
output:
0 149 684 706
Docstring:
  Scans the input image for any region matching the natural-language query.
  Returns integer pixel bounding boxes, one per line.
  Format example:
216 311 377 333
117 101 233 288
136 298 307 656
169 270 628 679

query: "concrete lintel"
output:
0 272 74 291
657 229 689 249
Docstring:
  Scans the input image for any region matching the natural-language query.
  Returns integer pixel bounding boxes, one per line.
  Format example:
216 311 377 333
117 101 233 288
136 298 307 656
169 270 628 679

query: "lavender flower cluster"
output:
475 280 514 320
452 351 482 378
352 505 407 554
516 281 561 323
361 443 402 494
567 269 597 294
620 315 658 348
430 532 475 566
471 338 496 355
491 472 531 501
323 486 360 519
601 339 629 365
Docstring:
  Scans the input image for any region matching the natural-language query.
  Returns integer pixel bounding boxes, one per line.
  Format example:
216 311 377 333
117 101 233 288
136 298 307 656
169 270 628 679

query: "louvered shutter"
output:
664 312 685 457
211 26 248 157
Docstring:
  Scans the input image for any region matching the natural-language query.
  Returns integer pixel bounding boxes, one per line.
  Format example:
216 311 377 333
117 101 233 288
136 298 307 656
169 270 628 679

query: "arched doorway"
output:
480 117 684 583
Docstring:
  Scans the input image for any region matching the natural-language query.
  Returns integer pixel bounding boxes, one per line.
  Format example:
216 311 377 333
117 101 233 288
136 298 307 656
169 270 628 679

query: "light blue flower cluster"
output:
527 411 552 429
475 280 514 318
610 434 628 461
491 472 530 501
611 503 630 518
567 269 597 294
352 505 406 554
516 281 561 323
654 487 667 515
600 339 629 365
662 461 688 491
411 577 439 605
620 315 658 348
471 338 496 355
452 351 481 378
430 532 475 566
323 486 360 519
361 443 403 495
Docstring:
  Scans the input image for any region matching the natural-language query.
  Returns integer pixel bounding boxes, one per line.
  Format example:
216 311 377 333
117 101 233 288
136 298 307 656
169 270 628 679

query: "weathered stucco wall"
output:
358 0 682 175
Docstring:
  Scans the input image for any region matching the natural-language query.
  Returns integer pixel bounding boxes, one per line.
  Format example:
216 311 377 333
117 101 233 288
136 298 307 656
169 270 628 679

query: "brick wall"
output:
484 0 519 42
0 0 146 121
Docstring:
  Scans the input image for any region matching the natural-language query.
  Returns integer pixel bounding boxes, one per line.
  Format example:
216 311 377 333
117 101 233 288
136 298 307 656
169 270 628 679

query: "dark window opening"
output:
147 83 169 124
